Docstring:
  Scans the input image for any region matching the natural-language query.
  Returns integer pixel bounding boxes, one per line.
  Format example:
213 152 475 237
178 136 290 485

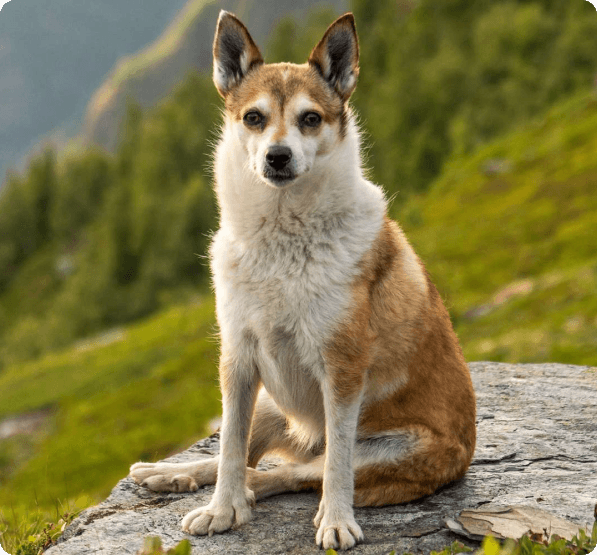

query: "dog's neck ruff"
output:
213 114 383 246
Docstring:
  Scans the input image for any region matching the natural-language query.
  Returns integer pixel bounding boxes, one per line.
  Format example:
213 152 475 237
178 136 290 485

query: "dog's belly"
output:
240 271 335 438
255 325 325 436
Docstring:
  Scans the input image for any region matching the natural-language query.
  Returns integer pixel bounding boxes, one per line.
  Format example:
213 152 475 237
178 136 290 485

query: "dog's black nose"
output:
266 146 292 171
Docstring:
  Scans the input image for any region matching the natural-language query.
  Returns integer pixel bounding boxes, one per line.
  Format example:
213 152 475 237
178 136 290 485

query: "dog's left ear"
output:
213 10 263 97
308 13 359 101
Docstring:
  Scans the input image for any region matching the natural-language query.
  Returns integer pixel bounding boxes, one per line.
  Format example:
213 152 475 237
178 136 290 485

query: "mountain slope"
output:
0 298 221 514
82 0 349 152
401 90 597 365
0 0 188 182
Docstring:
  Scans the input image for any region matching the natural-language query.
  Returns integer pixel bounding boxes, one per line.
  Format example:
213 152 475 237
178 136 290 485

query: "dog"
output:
130 11 476 551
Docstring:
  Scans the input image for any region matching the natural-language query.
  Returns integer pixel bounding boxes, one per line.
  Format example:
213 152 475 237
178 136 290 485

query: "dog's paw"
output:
315 519 364 551
314 502 364 550
129 461 214 493
181 489 255 536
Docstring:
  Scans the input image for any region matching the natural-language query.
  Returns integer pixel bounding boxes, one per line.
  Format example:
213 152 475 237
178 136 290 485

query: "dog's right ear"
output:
213 11 263 98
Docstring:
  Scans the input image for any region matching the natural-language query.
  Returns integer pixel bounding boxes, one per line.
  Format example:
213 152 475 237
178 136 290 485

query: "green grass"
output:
0 502 78 555
399 90 597 366
473 526 597 555
137 536 191 555
0 298 221 549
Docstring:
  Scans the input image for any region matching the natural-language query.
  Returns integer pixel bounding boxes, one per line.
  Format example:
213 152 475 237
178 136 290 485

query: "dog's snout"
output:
266 146 292 171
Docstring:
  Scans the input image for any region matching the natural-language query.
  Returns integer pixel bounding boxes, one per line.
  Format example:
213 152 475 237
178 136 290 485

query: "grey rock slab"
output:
45 363 597 555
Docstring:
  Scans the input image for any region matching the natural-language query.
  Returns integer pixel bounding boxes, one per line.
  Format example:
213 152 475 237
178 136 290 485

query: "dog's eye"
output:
243 111 264 126
301 112 322 127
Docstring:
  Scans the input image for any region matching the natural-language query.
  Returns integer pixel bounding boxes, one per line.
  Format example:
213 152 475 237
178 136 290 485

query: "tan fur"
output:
226 63 345 123
255 216 476 505
346 218 475 504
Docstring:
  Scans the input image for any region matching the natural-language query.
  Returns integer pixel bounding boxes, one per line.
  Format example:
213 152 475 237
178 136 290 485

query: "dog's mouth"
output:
263 168 296 187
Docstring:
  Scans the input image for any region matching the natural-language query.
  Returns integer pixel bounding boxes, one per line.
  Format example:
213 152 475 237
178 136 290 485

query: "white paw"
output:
129 462 208 493
181 489 255 536
314 501 364 550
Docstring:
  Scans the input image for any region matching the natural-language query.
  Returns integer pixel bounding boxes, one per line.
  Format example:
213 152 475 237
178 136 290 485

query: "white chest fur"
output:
210 117 386 436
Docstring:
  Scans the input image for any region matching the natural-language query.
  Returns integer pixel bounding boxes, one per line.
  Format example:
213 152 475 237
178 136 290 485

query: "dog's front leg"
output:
314 378 365 550
182 351 259 536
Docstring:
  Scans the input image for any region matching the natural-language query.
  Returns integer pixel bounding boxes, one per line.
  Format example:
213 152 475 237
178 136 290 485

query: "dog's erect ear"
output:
213 10 263 97
308 13 359 101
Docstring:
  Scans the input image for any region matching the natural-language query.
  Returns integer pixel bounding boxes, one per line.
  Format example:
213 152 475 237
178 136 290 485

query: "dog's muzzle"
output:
266 146 292 170
264 146 295 185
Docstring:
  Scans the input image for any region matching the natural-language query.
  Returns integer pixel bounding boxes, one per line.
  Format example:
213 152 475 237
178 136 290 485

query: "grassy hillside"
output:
4 0 597 370
401 90 597 366
0 297 221 550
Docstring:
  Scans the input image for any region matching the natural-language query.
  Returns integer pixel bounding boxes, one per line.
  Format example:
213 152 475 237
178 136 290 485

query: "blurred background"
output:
1 0 597 550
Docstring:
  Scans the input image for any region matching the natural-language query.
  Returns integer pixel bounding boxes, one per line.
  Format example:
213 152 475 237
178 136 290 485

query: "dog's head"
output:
213 11 359 188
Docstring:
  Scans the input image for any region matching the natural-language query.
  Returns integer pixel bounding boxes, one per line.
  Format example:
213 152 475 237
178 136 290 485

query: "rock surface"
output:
46 363 597 554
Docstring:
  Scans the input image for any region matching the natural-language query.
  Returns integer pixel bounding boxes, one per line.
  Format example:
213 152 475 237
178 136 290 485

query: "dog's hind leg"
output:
239 424 473 504
246 457 323 499
130 459 218 493
130 389 314 493
352 425 474 507
248 389 323 467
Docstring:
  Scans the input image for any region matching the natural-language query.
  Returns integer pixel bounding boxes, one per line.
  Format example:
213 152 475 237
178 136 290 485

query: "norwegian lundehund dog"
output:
131 11 476 550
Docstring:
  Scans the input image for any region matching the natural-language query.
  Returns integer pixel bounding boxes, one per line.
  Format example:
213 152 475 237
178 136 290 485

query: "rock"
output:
45 363 597 554
445 505 589 542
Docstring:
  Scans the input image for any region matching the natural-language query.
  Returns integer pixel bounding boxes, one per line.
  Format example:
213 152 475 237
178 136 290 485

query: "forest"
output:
0 0 596 367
